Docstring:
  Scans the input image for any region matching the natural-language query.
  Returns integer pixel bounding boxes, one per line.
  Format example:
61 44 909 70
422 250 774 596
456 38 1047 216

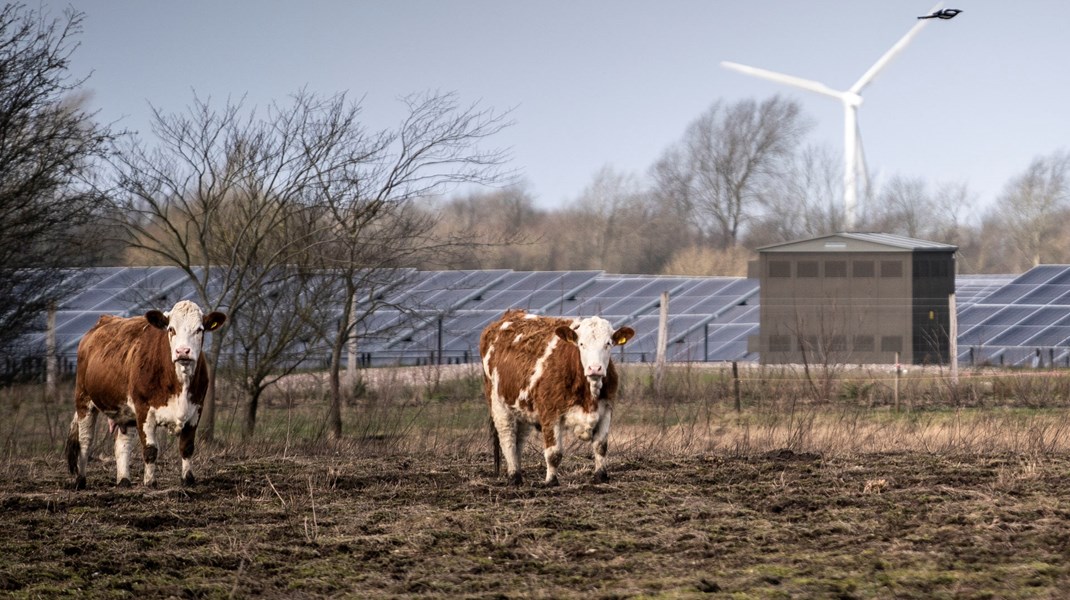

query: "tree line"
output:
4 5 1068 440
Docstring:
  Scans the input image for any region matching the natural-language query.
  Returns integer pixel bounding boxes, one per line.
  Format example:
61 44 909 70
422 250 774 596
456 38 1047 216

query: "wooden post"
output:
949 292 958 385
732 360 741 413
46 301 57 403
655 291 669 392
894 351 901 413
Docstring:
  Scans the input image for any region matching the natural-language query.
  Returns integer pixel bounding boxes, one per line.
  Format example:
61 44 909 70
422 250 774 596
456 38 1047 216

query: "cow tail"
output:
488 416 501 476
65 419 80 475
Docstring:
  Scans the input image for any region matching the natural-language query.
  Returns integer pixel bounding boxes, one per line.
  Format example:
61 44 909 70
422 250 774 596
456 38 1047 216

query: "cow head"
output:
555 317 634 383
146 301 227 368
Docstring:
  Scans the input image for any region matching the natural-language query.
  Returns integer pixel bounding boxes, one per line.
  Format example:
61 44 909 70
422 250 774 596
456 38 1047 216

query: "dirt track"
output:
3 442 1070 598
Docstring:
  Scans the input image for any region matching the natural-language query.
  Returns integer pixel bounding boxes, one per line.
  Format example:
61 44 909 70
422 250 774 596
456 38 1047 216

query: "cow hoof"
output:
506 472 523 487
144 480 157 489
182 473 197 487
593 469 609 484
544 476 559 488
73 476 87 491
117 478 131 488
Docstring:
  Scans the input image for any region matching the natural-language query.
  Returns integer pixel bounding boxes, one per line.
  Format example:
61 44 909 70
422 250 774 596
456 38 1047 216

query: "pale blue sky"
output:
53 1 1069 216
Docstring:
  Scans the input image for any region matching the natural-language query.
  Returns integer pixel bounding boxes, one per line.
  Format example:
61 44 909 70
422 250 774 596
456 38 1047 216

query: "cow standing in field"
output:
65 300 226 490
480 309 634 486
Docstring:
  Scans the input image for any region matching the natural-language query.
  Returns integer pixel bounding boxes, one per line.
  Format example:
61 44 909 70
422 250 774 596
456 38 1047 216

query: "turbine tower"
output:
721 3 944 230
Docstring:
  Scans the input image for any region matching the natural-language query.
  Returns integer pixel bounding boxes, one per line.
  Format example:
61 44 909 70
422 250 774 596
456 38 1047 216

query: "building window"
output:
881 336 903 353
825 260 847 278
797 260 819 278
853 260 875 278
853 335 875 352
881 260 903 278
769 260 791 278
769 335 791 352
830 335 847 352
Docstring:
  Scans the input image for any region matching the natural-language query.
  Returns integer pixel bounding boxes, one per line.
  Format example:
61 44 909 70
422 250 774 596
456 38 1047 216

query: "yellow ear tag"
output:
617 337 627 345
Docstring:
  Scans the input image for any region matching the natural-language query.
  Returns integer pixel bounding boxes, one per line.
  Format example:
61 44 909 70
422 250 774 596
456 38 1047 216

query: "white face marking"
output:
571 317 617 381
164 300 208 366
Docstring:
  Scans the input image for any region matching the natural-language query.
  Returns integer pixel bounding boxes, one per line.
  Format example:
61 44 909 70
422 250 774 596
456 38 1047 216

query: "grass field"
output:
3 365 1070 598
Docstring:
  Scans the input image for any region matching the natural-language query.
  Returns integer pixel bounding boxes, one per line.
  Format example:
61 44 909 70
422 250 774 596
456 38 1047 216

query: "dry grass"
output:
4 364 1070 597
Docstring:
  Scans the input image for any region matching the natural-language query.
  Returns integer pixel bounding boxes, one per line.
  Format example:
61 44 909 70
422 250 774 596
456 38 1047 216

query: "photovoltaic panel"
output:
21 263 1070 372
980 285 1034 305
1010 264 1066 285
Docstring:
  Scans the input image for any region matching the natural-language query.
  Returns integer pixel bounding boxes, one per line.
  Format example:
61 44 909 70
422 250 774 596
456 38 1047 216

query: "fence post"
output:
732 360 741 413
46 301 57 403
655 291 669 394
894 351 901 413
949 292 958 385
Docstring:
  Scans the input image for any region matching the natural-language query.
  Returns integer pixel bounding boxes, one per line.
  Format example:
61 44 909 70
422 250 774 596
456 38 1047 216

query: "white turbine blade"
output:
849 2 943 94
721 61 847 101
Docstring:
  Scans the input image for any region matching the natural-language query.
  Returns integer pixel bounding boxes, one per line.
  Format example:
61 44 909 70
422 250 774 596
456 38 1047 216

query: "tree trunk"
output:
327 286 355 441
199 338 224 443
243 388 261 439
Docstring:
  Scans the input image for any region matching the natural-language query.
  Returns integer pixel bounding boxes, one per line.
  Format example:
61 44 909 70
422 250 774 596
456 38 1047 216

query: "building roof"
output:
757 232 958 253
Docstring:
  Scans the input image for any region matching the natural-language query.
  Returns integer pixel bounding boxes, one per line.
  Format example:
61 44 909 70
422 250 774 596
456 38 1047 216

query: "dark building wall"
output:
912 251 955 364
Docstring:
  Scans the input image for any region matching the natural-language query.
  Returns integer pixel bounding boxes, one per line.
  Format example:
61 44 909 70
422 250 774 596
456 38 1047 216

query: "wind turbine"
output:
721 3 948 230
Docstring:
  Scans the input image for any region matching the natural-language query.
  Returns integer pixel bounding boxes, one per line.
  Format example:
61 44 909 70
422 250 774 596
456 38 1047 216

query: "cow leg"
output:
542 421 563 487
591 409 613 484
490 401 523 486
138 410 159 487
179 423 197 486
114 425 135 487
66 406 97 490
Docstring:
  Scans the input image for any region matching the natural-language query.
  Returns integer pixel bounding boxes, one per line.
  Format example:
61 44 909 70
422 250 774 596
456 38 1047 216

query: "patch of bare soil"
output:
3 445 1070 598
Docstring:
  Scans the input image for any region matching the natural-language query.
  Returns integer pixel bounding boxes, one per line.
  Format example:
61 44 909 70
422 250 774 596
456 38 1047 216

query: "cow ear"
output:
145 310 168 330
612 326 635 346
555 325 578 344
204 312 227 332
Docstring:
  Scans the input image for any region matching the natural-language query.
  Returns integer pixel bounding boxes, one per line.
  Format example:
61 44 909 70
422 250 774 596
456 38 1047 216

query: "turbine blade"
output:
849 2 943 94
721 61 847 101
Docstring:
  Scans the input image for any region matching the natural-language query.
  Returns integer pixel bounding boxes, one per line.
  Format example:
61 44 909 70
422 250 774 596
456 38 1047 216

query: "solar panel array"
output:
12 265 1070 372
958 266 1070 366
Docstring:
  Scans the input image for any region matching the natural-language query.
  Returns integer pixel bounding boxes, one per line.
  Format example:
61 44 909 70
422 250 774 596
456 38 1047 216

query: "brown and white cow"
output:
480 309 634 486
65 300 226 489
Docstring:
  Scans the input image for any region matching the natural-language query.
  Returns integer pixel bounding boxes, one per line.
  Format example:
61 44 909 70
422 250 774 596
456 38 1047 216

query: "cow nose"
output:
175 347 192 360
586 364 604 376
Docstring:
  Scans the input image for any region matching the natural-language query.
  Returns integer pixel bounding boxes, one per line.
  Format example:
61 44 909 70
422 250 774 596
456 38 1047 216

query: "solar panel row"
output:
14 264 1070 371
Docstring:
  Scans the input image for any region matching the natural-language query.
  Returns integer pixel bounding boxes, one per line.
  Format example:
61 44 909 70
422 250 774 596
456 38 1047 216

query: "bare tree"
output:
653 96 811 249
0 5 116 361
866 176 974 244
989 151 1070 269
308 91 512 440
434 184 542 269
110 91 369 440
747 144 843 247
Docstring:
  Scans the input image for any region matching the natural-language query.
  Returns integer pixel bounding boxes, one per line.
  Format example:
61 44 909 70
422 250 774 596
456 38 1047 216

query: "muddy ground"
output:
3 441 1070 599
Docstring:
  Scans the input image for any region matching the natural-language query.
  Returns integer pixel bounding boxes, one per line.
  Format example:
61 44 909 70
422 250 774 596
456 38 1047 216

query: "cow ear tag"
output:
204 312 227 332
